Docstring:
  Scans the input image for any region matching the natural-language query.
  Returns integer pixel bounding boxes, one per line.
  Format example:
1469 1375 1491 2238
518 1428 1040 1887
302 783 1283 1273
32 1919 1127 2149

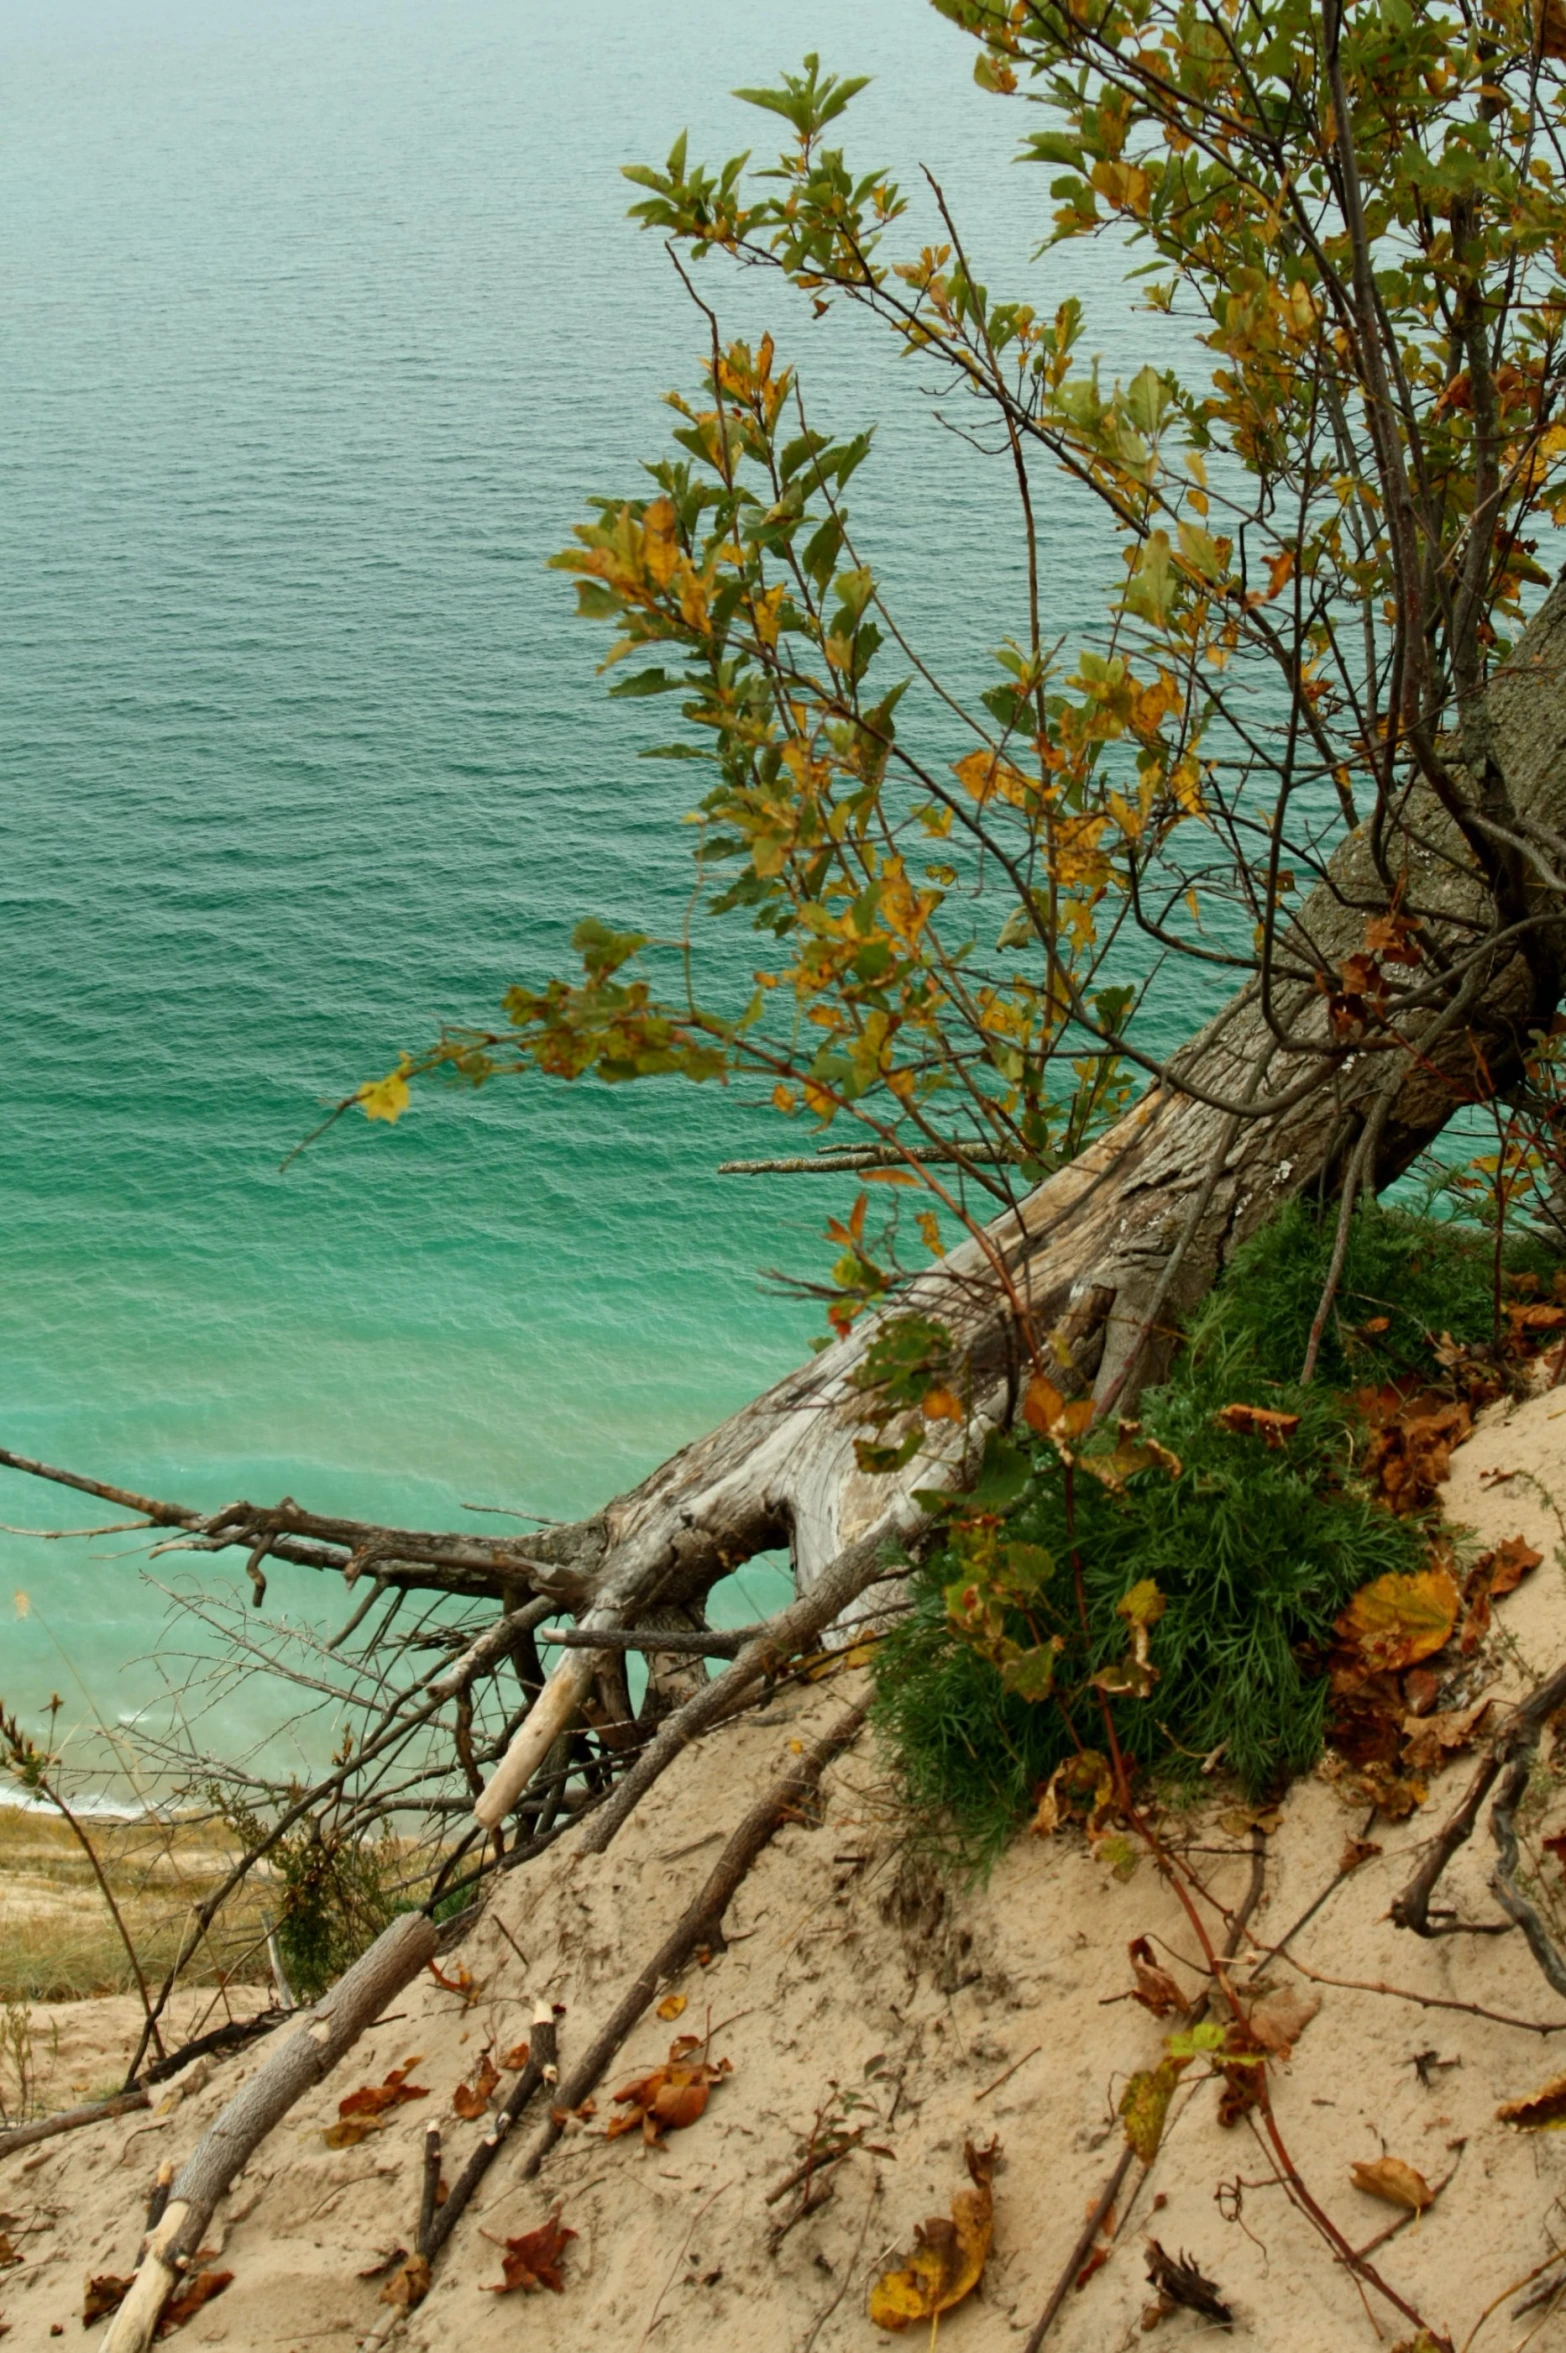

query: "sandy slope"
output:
7 1395 1566 2352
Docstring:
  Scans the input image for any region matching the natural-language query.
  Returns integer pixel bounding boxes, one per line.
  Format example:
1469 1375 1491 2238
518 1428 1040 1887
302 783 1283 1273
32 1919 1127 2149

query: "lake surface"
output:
0 0 1199 1785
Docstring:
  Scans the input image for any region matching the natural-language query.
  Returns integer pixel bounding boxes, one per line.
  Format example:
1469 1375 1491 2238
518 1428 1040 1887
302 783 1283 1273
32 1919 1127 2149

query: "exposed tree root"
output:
1393 1653 1566 1994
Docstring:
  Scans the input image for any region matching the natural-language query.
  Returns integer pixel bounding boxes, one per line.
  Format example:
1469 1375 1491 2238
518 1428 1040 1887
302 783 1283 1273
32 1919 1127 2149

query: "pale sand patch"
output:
6 1399 1566 2350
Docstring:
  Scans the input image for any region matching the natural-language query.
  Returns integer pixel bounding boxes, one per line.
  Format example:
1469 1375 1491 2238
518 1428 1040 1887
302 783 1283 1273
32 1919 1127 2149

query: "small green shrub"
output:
273 1826 412 2003
872 1198 1527 1868
1215 1195 1553 1389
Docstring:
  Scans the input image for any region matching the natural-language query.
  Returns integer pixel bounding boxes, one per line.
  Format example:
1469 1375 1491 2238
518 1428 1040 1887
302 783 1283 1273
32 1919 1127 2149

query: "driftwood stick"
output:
1393 1654 1566 1936
0 2086 150 2161
520 1697 868 2181
577 1523 906 1856
421 2002 557 2259
102 1910 438 2353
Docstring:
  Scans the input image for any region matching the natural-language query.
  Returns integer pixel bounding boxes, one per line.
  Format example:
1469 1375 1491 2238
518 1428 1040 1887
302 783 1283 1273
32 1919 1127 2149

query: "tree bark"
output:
472 582 1566 1824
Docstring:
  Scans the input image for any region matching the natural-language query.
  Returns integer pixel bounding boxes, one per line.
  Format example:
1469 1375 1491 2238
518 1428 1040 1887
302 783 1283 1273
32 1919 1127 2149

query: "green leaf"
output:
968 1431 1031 1514
998 1638 1064 1701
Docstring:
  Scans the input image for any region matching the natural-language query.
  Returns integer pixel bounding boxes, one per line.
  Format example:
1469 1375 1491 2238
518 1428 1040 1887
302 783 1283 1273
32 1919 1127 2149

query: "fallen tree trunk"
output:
470 581 1566 1823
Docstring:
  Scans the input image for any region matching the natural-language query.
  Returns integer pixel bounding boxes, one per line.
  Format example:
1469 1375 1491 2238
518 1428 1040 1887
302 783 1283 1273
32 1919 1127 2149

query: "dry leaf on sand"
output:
323 2058 428 2148
1400 1701 1490 1775
452 2051 499 2120
82 2276 133 2325
378 2253 431 2311
1246 1986 1321 2062
158 2266 233 2336
489 2210 576 2295
607 2036 732 2146
1351 2157 1434 2212
1483 1534 1543 1596
1498 2071 1566 2128
1127 1935 1188 2019
656 1993 688 2021
499 2040 531 2070
1145 2239 1233 2325
867 2139 998 2332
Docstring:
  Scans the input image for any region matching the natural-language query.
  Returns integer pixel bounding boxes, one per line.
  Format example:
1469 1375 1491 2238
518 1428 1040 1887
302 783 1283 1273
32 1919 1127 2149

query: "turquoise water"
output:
0 0 1199 1775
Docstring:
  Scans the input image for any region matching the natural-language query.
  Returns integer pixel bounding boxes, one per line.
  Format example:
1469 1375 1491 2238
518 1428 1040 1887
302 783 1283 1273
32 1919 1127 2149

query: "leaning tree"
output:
12 0 1566 1951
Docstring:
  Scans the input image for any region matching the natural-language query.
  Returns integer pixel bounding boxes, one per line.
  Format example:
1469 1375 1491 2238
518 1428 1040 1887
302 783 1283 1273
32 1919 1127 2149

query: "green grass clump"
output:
872 1198 1520 1869
1215 1195 1553 1389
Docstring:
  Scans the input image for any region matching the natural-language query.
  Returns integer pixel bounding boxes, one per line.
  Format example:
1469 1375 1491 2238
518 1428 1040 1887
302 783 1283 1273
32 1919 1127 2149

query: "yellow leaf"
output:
922 1385 967 1424
1022 1373 1065 1435
642 497 680 589
1176 520 1222 581
866 2140 997 2330
1350 2157 1434 2211
656 1994 688 2022
1334 1567 1461 1674
357 1068 411 1125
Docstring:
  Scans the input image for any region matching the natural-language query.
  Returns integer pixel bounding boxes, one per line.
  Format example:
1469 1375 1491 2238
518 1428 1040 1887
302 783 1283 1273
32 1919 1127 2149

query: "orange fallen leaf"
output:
867 2139 997 2331
1350 2156 1434 2212
453 2051 500 2120
656 1993 688 2022
427 1959 479 2002
1246 1987 1321 2062
1498 2070 1566 2128
83 2277 133 2325
1338 1836 1383 1874
157 2267 234 2336
323 2059 428 2147
607 2037 732 2146
1216 1403 1301 1449
1483 1534 1543 1597
500 2040 531 2070
489 2209 576 2295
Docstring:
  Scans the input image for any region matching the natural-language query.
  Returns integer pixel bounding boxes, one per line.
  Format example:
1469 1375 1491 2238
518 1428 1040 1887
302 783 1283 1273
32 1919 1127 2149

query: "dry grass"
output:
0 1802 275 2003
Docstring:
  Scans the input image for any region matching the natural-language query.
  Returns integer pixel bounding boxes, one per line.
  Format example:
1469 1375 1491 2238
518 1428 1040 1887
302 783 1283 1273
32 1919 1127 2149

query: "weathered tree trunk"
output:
474 578 1566 1819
